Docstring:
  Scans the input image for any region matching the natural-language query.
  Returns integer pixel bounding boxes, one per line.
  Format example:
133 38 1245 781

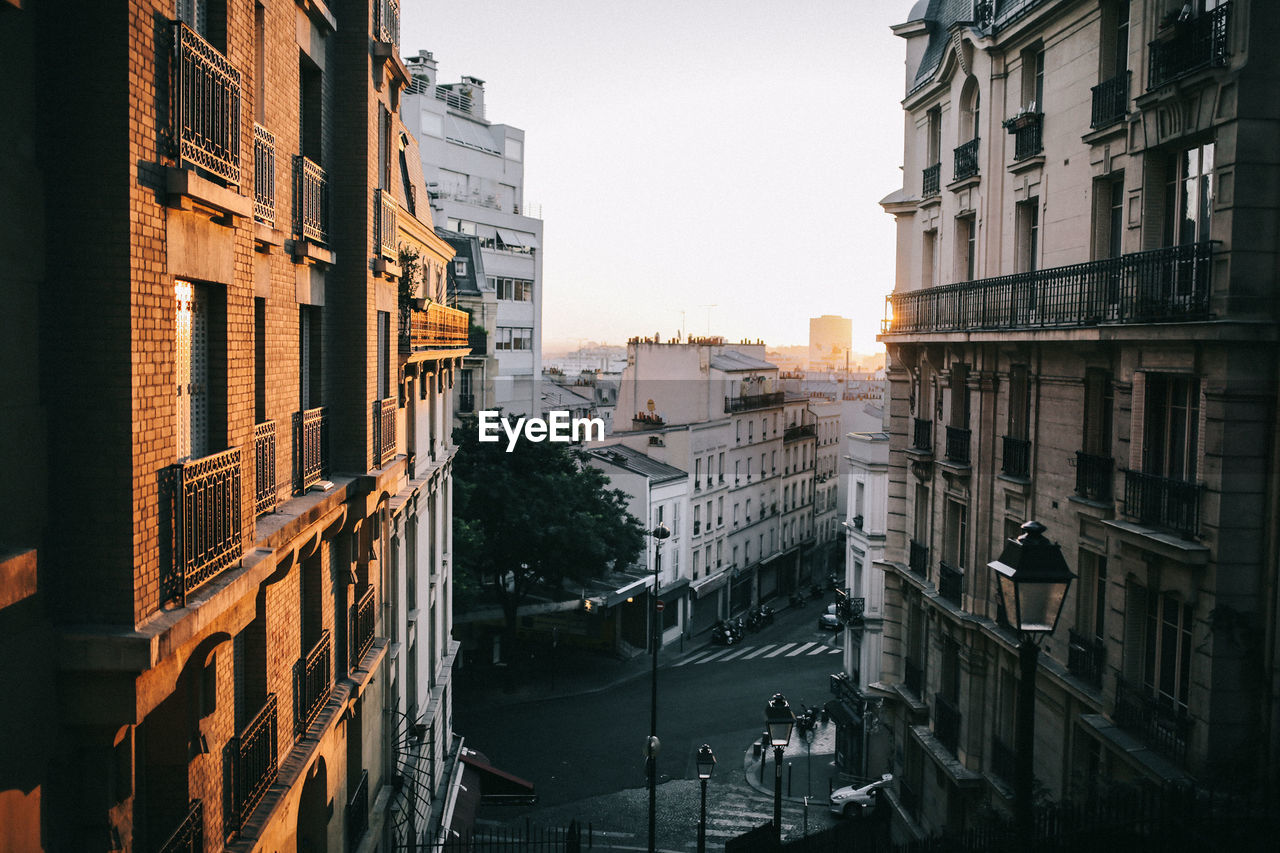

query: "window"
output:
1141 373 1200 481
1083 368 1113 456
495 327 533 351
1016 198 1040 272
926 106 942 166
960 78 980 143
254 297 266 423
1078 551 1108 643
1162 142 1214 247
694 458 702 486
922 229 938 288
1021 46 1045 111
254 3 265 122
300 52 322 161
693 550 700 580
454 258 468 276
748 420 754 441
494 277 533 301
1093 172 1126 260
745 498 752 522
176 280 210 462
943 499 967 570
1143 589 1193 712
178 0 226 51
299 305 322 410
1100 1 1129 81
377 311 390 399
693 505 701 535
718 452 725 481
956 215 976 282
949 363 970 428
378 105 392 191
1007 364 1029 440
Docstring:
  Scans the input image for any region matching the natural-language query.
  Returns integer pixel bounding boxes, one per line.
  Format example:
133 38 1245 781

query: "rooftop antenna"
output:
699 304 718 334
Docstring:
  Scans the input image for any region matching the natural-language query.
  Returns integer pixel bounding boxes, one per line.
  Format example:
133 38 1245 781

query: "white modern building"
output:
404 51 543 418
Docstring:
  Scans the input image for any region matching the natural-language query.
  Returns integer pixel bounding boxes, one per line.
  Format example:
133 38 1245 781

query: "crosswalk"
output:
672 641 842 667
683 776 827 849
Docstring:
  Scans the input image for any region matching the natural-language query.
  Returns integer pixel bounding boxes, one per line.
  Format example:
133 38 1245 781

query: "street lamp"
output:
764 693 796 847
987 520 1075 843
646 522 671 853
696 744 716 853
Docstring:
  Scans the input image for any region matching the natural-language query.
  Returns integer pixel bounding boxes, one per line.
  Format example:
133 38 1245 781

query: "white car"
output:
829 773 893 817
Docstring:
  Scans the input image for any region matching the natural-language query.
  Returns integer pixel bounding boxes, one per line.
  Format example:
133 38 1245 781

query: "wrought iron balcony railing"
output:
347 769 370 849
904 657 923 697
912 417 933 452
922 162 941 197
1009 113 1044 160
1002 435 1031 478
725 391 784 414
157 799 203 853
254 421 277 516
253 123 276 225
939 560 963 607
934 692 961 754
375 0 400 45
376 188 397 260
1075 451 1113 501
1067 628 1106 687
884 242 1215 334
991 734 1015 783
172 21 242 185
294 629 332 736
400 302 471 352
1123 470 1203 538
945 425 971 465
1091 71 1129 129
293 407 328 494
1114 675 1191 767
351 585 377 666
293 155 329 245
373 397 396 468
1148 3 1231 90
908 539 929 577
784 423 817 442
171 447 242 604
231 694 278 831
954 138 979 181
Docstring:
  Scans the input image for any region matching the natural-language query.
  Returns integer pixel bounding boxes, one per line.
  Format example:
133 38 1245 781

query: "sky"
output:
402 1 915 353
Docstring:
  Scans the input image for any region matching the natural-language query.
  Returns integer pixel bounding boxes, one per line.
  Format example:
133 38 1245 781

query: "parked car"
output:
829 774 893 817
818 612 843 631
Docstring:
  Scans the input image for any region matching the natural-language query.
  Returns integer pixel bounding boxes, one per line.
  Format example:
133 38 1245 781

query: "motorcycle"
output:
710 620 738 645
756 603 775 626
745 609 762 632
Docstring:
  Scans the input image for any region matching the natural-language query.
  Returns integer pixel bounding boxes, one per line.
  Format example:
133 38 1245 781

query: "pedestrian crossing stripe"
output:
762 642 797 658
675 642 842 665
742 645 773 660
785 641 818 656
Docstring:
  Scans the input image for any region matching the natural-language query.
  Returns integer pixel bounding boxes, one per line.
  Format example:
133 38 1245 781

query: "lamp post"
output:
696 744 716 853
987 520 1075 844
646 522 671 853
764 693 796 847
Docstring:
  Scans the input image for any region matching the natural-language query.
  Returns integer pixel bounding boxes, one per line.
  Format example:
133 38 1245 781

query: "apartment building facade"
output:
876 0 1279 838
0 1 469 850
403 51 544 419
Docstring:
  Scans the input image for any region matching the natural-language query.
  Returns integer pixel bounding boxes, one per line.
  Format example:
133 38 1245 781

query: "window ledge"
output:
295 0 337 32
947 174 981 192
1008 154 1045 174
373 257 403 280
1077 713 1194 785
166 166 251 221
373 43 410 92
919 193 942 209
909 724 984 787
1100 518 1210 565
254 221 285 251
289 239 334 267
1082 120 1128 146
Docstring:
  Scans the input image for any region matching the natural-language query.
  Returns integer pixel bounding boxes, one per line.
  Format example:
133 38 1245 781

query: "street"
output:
454 602 855 848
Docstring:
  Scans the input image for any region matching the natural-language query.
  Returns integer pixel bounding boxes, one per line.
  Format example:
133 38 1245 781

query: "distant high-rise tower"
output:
809 315 852 370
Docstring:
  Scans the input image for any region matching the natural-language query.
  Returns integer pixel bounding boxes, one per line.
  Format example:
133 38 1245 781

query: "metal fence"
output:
1090 71 1129 129
254 420 277 516
953 138 979 181
293 406 327 494
253 123 275 225
1075 452 1113 501
293 154 329 244
172 21 241 184
351 585 377 666
1122 470 1202 538
295 629 332 737
1148 3 1231 90
922 162 940 197
1002 435 1030 478
231 694 278 832
912 418 933 452
373 397 397 468
377 187 398 260
157 799 203 853
172 447 242 604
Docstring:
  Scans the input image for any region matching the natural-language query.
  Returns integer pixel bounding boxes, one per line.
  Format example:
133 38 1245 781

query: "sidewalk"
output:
742 717 853 806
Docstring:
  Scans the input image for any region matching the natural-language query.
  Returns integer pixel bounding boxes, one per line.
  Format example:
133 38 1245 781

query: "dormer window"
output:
455 258 468 276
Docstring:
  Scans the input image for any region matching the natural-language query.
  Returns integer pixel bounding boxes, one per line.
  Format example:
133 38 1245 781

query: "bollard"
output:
788 761 793 796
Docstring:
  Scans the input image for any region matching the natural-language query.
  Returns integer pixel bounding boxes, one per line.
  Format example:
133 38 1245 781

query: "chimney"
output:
406 49 437 90
460 75 486 118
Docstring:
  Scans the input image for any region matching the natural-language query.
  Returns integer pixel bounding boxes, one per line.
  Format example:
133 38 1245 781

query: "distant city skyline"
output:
403 1 912 354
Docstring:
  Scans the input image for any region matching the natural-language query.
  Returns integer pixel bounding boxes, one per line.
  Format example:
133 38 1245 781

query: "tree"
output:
452 418 645 658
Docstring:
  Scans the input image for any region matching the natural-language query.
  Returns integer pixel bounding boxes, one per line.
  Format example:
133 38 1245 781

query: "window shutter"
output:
1122 582 1147 682
1129 371 1145 471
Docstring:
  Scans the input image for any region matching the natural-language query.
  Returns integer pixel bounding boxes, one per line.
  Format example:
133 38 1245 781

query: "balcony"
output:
922 162 941 197
938 561 963 607
351 585 377 666
295 629 332 736
852 515 863 531
934 692 961 755
991 734 1015 784
945 426 971 465
293 407 328 495
1002 435 1031 478
1148 3 1231 90
459 393 476 413
157 799 203 853
908 539 929 577
171 21 242 185
375 0 400 45
1006 112 1044 161
904 657 923 697
884 242 1215 334
784 423 816 442
171 447 242 604
953 138 979 181
1114 675 1191 766
725 391 784 414
254 421 277 516
347 769 370 850
293 155 329 245
231 694 279 831
400 302 471 353
253 124 275 225
1090 71 1129 129
1123 471 1203 538
1075 451 1113 501
912 417 933 452
373 397 396 468
1067 628 1106 687
375 188 398 261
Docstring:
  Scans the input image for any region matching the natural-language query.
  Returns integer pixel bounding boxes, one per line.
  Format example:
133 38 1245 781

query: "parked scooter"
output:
756 603 776 626
710 619 740 645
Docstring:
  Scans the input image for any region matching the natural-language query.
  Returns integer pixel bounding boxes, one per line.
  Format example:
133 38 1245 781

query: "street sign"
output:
655 600 665 612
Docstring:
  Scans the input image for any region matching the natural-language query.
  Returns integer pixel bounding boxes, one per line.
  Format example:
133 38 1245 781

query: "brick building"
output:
0 0 469 850
873 0 1279 840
